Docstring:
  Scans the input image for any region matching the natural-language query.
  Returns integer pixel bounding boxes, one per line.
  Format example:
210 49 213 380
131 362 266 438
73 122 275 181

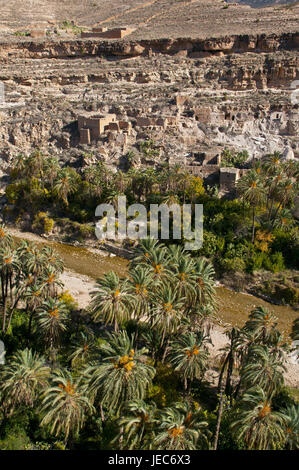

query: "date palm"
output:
170 255 197 304
54 167 79 206
37 298 68 353
114 399 157 449
240 344 286 396
25 282 46 338
43 156 60 189
132 239 171 281
244 306 279 345
0 348 50 412
0 246 20 332
40 368 94 444
149 284 186 347
68 331 98 366
193 258 216 308
85 331 155 413
237 169 265 242
284 404 299 450
89 271 134 332
231 386 288 450
0 224 13 247
41 246 64 273
168 331 210 391
41 266 63 297
152 402 210 450
127 265 153 321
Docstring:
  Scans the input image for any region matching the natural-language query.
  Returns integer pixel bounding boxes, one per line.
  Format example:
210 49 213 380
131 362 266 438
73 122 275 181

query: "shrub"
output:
246 251 285 273
32 212 54 234
147 362 181 407
59 290 78 310
200 231 225 258
219 257 246 273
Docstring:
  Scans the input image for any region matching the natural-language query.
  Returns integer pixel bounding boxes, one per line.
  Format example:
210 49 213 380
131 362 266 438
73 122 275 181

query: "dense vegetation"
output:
0 229 298 450
5 149 299 302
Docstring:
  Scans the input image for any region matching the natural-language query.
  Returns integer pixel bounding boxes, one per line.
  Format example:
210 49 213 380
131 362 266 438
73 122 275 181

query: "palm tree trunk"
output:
251 205 256 243
162 337 169 363
213 378 225 450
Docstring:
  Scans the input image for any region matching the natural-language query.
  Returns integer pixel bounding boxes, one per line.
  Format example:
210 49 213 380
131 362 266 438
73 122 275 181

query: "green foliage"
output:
148 363 181 407
200 231 225 257
219 257 246 273
247 251 285 273
221 149 248 168
32 212 54 234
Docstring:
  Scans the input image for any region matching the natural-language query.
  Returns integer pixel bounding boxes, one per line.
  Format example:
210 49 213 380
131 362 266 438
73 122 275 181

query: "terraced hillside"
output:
0 0 298 39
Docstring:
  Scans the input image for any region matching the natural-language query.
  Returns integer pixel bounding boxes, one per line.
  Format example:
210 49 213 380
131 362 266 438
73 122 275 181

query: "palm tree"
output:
25 282 45 339
131 239 172 282
43 157 60 189
170 255 197 305
193 258 216 308
114 399 157 449
0 348 50 412
37 298 68 354
68 331 98 367
53 167 79 206
0 246 20 332
40 368 94 445
149 284 186 350
237 169 265 242
12 153 27 178
152 402 210 450
240 344 286 396
130 237 161 267
0 224 12 247
263 152 282 177
284 404 299 450
41 246 64 273
85 331 155 413
89 271 134 332
244 306 279 345
168 331 209 392
42 266 63 297
231 386 288 450
127 266 153 340
141 327 164 364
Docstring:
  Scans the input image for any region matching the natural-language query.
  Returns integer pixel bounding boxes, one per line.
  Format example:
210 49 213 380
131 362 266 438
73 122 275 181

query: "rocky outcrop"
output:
0 32 298 60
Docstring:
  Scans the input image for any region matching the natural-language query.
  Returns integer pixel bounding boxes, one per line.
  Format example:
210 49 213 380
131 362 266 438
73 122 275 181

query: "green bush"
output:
200 231 225 258
219 257 246 273
246 251 285 273
147 362 181 407
32 212 54 234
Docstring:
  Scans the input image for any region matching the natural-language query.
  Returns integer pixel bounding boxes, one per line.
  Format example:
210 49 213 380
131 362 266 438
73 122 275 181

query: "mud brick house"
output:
81 26 135 39
78 113 132 144
78 114 117 144
219 167 240 191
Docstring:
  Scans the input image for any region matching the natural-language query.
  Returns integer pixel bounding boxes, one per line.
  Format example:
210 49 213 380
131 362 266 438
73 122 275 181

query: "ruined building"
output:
81 26 135 39
78 113 133 147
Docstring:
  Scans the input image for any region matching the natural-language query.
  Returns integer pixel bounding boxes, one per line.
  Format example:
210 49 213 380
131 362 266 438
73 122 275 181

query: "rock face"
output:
0 31 298 174
0 33 298 60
